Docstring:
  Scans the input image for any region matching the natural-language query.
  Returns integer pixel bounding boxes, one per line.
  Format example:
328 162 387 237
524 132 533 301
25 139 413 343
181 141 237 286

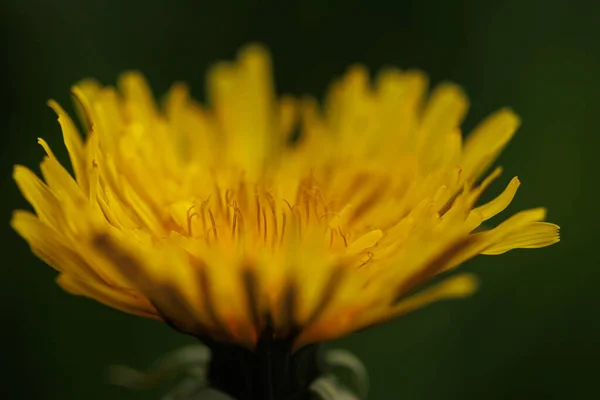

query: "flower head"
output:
12 45 559 349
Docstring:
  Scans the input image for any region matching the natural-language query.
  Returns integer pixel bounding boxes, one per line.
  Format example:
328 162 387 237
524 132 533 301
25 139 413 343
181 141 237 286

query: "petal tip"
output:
47 99 64 116
450 274 479 297
497 107 522 129
12 164 27 179
238 43 272 66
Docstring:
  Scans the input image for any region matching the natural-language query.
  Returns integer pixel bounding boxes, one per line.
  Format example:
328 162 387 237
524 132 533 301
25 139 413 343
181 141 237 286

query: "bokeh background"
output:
1 0 598 399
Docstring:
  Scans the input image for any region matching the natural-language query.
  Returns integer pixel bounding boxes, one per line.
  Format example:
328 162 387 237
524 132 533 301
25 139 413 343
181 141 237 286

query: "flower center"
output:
168 173 383 257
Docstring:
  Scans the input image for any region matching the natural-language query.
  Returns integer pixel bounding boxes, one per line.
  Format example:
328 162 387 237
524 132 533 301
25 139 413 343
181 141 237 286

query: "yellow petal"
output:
122 180 166 236
279 95 298 142
346 229 383 255
375 69 428 152
482 222 560 254
466 166 503 207
57 273 160 320
361 274 478 328
488 207 548 235
478 176 520 219
11 211 100 280
461 108 520 181
118 71 158 122
466 176 520 230
208 44 275 177
417 83 468 170
90 232 230 339
443 208 551 272
197 252 258 345
13 165 62 227
47 100 88 192
70 78 101 133
39 155 85 204
40 150 106 227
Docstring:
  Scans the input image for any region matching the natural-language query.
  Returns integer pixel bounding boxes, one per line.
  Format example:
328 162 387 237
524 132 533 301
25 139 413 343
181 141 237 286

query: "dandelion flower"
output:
12 45 559 399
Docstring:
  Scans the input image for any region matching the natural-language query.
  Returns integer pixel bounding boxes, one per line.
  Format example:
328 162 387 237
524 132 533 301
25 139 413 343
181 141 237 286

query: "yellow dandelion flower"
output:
12 45 559 352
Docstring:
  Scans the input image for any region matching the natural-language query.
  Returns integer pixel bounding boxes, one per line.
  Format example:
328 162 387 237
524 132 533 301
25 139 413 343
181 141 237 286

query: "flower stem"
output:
203 330 322 400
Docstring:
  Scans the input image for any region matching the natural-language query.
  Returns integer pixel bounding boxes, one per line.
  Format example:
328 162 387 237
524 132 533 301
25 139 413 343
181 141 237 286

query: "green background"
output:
1 0 598 399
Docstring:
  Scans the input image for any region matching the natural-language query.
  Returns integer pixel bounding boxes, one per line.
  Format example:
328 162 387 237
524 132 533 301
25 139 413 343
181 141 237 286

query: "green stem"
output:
203 330 322 400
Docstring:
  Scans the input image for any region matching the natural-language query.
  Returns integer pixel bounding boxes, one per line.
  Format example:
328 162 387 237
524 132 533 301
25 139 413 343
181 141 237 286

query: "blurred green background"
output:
1 0 598 399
